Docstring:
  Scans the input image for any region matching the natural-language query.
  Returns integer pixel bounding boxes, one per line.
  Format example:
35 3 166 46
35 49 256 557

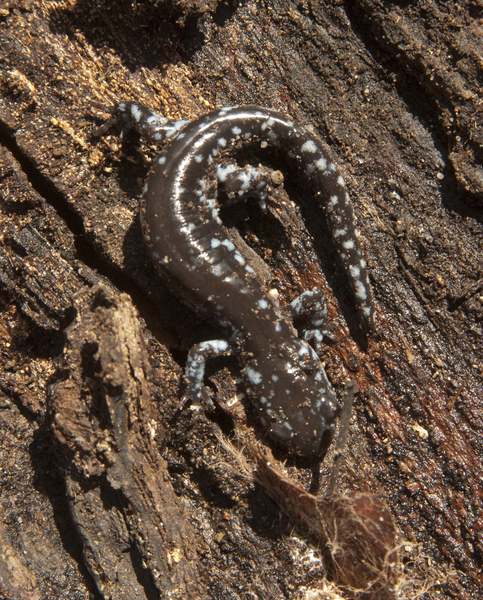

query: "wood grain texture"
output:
0 0 482 598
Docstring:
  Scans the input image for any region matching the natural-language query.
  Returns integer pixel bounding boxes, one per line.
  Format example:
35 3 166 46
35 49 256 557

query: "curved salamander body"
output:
96 102 374 457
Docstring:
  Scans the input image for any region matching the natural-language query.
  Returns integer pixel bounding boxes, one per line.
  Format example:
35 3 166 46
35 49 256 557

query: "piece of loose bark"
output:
49 283 209 599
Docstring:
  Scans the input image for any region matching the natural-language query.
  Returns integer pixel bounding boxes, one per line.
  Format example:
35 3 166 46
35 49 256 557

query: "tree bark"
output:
0 0 482 598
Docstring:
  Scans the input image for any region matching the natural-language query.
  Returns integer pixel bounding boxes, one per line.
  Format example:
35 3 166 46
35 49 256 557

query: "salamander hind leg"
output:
289 288 328 350
217 161 284 212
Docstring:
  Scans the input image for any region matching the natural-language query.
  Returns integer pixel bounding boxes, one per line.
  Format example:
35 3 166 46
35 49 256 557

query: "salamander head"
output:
244 339 340 457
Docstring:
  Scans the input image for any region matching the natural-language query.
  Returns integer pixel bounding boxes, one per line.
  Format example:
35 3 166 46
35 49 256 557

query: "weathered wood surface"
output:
0 0 482 598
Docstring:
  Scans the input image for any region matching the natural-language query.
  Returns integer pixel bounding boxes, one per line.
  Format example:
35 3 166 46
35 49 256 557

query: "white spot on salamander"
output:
234 251 245 265
315 157 327 171
301 140 318 153
216 163 238 182
221 239 235 251
131 104 143 122
334 227 348 237
209 340 229 352
297 345 310 357
355 281 368 301
349 265 361 278
246 367 263 385
147 114 165 126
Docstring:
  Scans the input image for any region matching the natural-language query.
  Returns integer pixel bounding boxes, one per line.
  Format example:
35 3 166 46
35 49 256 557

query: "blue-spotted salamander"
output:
94 102 374 457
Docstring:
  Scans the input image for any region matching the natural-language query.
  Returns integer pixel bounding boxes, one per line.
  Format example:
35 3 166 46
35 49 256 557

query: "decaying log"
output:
50 283 209 599
0 1 482 598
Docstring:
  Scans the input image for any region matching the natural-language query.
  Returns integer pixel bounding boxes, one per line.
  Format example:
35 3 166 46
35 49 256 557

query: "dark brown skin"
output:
0 1 482 599
110 101 371 457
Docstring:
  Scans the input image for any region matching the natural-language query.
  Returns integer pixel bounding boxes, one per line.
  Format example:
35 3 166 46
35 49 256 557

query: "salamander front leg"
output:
93 101 189 145
289 288 328 350
184 339 236 412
